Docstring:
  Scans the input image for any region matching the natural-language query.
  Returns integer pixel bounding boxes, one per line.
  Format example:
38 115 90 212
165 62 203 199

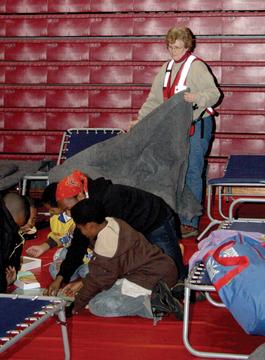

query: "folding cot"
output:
21 127 123 195
198 155 265 240
183 219 265 359
0 294 70 359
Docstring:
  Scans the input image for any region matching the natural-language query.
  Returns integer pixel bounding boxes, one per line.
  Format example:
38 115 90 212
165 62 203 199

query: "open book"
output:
14 271 40 290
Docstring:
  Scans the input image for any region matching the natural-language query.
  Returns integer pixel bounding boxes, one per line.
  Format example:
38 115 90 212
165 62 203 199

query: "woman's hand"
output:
184 92 197 103
128 118 139 131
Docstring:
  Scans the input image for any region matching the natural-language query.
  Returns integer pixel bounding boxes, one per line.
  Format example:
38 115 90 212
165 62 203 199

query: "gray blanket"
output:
49 92 202 220
0 160 43 191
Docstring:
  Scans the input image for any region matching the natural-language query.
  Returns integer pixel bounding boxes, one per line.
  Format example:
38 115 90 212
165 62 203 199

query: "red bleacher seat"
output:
220 87 265 111
4 0 48 13
210 134 265 157
0 130 61 154
2 63 48 84
88 110 133 129
2 17 48 37
89 63 133 84
217 111 265 134
1 109 47 130
48 0 91 13
207 158 227 179
214 62 265 85
47 64 91 85
0 41 47 61
46 42 90 61
222 0 265 10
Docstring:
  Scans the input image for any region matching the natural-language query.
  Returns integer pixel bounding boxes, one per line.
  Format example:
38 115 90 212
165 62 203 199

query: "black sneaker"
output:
151 280 184 321
171 280 185 302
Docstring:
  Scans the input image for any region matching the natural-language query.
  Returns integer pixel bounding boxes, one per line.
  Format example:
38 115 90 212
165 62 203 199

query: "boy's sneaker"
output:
180 225 199 238
151 280 184 321
171 280 185 302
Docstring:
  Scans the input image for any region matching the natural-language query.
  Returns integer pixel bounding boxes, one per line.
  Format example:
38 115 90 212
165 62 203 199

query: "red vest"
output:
163 54 215 116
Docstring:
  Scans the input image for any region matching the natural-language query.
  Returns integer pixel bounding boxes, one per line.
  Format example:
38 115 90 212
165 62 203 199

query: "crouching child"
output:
67 198 182 320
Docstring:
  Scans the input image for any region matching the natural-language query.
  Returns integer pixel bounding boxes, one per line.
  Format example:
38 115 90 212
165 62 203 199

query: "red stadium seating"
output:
0 108 133 130
1 108 264 135
0 13 264 37
1 0 265 13
1 38 264 63
0 37 265 62
0 3 264 174
0 85 263 111
1 61 264 86
1 130 264 163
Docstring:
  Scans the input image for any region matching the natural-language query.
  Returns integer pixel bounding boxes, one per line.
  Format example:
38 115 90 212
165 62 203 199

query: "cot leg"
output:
183 285 249 359
198 184 222 241
21 178 28 196
58 309 71 360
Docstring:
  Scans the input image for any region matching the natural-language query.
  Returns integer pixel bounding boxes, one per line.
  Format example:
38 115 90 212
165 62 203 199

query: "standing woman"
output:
132 27 221 238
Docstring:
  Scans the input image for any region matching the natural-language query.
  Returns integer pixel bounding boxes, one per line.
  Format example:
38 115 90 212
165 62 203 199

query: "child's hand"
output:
61 280 83 297
26 243 50 257
6 266 17 285
43 275 63 296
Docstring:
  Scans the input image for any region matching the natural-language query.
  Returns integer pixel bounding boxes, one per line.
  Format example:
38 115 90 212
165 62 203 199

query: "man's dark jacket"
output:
58 177 178 283
0 197 23 292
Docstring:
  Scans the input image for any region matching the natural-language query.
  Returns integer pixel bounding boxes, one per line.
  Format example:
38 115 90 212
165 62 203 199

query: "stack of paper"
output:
14 271 40 290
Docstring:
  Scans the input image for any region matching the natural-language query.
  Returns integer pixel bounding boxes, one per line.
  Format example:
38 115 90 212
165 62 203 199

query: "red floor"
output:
1 207 265 360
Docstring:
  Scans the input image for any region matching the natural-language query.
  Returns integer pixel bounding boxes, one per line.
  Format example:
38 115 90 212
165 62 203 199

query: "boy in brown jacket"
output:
67 198 181 319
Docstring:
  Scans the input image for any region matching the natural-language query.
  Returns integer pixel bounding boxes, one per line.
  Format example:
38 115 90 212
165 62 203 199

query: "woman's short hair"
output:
165 26 195 51
71 198 106 225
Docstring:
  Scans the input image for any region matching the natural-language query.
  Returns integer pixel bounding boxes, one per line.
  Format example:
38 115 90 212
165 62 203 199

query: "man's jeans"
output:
89 281 153 319
180 116 213 229
146 209 186 279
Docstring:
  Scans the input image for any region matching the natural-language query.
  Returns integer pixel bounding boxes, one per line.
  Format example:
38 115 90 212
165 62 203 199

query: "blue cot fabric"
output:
209 155 265 184
66 131 120 159
228 221 265 233
0 298 49 337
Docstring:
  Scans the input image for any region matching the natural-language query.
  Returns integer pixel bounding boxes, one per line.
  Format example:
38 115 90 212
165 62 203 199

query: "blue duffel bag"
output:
203 231 265 335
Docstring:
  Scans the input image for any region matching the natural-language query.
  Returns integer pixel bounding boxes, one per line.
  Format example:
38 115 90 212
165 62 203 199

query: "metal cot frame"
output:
198 155 265 241
183 262 249 359
184 218 265 359
0 294 70 359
